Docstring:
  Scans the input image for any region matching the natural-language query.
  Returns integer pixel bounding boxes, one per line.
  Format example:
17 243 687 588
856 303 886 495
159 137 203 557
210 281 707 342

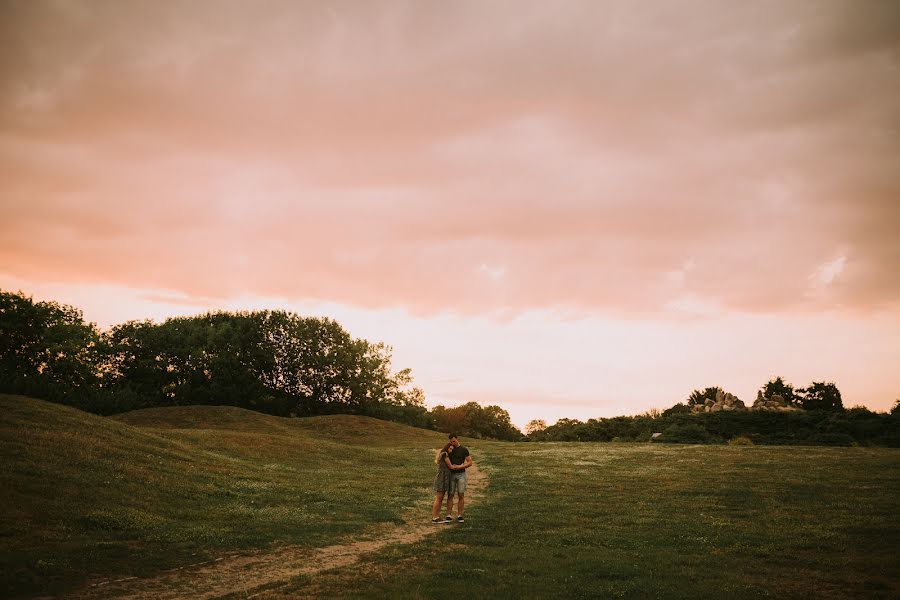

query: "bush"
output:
660 423 717 444
806 432 856 447
662 403 692 417
728 435 754 446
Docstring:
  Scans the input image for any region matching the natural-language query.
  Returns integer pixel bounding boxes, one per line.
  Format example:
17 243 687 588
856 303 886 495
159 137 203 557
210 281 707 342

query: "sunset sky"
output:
2 1 899 426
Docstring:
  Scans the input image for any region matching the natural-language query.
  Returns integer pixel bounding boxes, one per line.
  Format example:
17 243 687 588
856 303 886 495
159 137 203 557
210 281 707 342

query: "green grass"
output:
0 394 441 598
3 396 899 599
283 443 900 599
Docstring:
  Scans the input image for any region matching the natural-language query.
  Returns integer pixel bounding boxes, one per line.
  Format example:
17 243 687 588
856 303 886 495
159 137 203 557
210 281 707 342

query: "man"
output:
445 433 473 523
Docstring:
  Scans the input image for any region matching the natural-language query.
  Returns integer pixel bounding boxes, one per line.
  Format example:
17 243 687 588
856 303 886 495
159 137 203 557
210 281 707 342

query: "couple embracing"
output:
431 433 472 523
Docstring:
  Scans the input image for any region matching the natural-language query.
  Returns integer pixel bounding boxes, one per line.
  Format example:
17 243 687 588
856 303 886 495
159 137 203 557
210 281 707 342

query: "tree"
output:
526 419 547 435
431 404 468 434
797 381 844 411
100 309 424 418
480 404 522 440
687 387 721 406
761 376 797 405
0 290 100 392
101 314 273 410
431 402 523 440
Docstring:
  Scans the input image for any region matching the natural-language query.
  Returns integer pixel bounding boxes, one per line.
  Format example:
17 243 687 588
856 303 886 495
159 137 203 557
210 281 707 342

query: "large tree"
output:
797 382 844 411
0 290 100 392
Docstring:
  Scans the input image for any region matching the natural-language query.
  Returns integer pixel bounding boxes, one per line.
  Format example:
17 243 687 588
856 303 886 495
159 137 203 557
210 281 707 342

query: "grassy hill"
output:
0 394 442 598
113 404 434 443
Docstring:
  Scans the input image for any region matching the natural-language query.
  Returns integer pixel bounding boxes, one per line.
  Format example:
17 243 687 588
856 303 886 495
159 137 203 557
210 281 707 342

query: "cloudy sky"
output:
2 0 898 425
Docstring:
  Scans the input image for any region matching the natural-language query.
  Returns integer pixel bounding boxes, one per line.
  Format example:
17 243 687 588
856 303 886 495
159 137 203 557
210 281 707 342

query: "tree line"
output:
0 290 523 440
4 289 896 446
526 378 900 446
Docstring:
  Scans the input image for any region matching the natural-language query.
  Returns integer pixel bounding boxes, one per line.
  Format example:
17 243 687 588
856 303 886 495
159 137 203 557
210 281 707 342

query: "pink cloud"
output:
1 1 898 317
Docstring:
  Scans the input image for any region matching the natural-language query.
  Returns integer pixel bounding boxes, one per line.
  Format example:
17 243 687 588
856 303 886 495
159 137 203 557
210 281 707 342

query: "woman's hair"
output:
434 441 454 464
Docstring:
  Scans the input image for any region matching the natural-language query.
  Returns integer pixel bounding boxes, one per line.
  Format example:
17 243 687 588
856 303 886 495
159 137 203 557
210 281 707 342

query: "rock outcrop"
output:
692 389 746 413
751 390 800 412
690 389 802 414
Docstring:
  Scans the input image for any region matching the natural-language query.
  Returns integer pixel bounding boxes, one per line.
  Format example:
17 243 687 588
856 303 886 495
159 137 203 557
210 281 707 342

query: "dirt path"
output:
72 463 488 599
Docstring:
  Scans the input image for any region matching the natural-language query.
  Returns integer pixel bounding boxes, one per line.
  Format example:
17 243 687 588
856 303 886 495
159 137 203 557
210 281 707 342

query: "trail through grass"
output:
70 463 487 599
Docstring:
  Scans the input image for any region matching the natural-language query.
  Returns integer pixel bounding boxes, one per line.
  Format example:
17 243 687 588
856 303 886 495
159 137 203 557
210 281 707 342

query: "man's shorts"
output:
449 471 467 495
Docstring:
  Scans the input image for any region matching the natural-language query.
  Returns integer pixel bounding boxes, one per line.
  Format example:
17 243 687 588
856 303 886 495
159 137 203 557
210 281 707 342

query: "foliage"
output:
659 422 718 444
525 419 547 435
0 290 112 411
805 432 855 447
687 386 721 406
529 415 657 442
0 290 429 428
796 381 844 411
529 408 899 447
99 311 416 418
0 291 100 388
728 435 754 445
662 402 691 417
761 376 797 405
3 288 897 445
431 402 523 441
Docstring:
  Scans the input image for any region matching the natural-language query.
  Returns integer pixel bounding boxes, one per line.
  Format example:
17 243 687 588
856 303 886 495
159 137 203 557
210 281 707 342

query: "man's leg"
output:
455 473 468 520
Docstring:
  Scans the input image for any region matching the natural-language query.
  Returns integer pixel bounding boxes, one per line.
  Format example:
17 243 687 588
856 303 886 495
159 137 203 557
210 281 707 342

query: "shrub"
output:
660 423 717 444
806 432 856 447
728 435 754 446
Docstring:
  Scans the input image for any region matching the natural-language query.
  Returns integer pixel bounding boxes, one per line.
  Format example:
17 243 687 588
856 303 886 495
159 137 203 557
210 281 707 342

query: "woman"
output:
431 441 458 523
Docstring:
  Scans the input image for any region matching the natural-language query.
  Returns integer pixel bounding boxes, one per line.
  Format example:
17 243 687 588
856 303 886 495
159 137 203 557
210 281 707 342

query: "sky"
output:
2 0 899 427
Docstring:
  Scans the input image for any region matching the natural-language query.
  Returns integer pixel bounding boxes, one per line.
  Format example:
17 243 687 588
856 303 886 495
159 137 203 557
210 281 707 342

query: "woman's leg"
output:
432 492 445 519
445 492 455 517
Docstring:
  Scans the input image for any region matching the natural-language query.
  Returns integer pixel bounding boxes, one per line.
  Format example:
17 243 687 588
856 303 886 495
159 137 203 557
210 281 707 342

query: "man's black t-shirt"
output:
449 446 470 471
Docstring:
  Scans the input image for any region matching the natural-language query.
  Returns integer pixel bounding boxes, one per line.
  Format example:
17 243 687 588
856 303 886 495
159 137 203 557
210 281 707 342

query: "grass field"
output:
3 395 899 599
298 443 900 599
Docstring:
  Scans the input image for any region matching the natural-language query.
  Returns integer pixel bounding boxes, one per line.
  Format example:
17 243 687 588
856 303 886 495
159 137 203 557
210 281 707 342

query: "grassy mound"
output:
0 394 442 598
113 404 434 444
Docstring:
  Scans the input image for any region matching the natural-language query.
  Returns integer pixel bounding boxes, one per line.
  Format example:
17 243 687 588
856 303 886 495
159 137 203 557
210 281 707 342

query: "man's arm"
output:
462 455 473 469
